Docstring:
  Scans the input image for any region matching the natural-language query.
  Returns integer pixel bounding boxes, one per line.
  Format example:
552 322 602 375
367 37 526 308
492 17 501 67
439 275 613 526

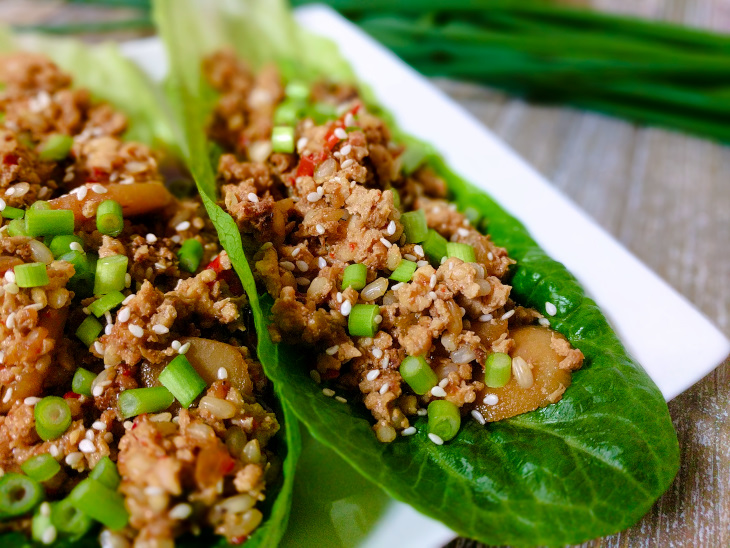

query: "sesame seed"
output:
2 388 11 403
334 127 347 140
545 302 557 316
85 430 95 440
4 188 14 196
145 233 158 245
40 501 51 517
123 420 133 430
439 378 449 388
315 224 325 235
65 452 83 466
0 199 5 212
297 137 308 151
417 408 428 416
484 394 499 406
340 300 352 316
3 270 14 283
128 324 144 338
379 383 390 395
431 386 447 398
404 253 417 262
366 370 380 381
428 433 444 445
413 245 424 257
391 282 404 291
217 367 228 380
372 348 383 359
169 503 193 520
92 421 107 431
280 261 295 271
175 221 191 232
104 311 113 325
289 248 300 259
322 388 335 397
318 257 327 269
340 144 352 155
91 184 107 194
459 307 466 316
171 340 181 351
178 342 191 354
78 439 95 453
117 307 130 323
296 277 310 286
122 294 135 305
247 193 259 203
23 396 41 406
335 396 347 403
41 525 57 545
428 291 438 300
386 220 396 235
152 324 169 335
440 257 447 265
471 410 486 425
416 260 429 268
501 310 515 321
307 192 321 202
104 324 112 336
171 235 181 243
401 426 417 436
457 228 469 237
538 317 551 327
326 345 340 355
336 292 343 303
296 260 309 272
344 113 355 127
144 486 164 496
310 370 321 383
379 237 392 248
92 384 104 397
48 445 59 458
93 341 105 355
479 314 493 322
374 315 383 324
4 282 18 295
317 186 324 196
429 274 437 288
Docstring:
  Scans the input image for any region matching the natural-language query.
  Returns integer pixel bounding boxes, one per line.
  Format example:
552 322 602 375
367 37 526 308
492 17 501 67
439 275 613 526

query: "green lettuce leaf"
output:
0 27 299 548
154 0 679 545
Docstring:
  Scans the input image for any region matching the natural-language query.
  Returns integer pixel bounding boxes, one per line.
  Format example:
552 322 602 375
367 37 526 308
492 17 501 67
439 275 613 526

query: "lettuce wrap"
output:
155 0 679 545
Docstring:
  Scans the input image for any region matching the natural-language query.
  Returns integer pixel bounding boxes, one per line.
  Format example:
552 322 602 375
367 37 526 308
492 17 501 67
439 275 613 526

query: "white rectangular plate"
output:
119 6 730 547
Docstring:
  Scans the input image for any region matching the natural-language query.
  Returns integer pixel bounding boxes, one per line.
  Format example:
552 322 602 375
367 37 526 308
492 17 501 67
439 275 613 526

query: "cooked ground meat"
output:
204 51 584 443
0 54 280 546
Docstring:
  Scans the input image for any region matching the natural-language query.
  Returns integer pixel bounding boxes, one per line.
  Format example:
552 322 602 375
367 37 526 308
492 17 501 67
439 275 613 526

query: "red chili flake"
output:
325 130 341 150
231 535 248 545
221 455 236 475
205 255 224 275
64 391 81 399
85 167 107 183
322 369 339 380
295 154 315 179
349 242 356 251
3 154 18 166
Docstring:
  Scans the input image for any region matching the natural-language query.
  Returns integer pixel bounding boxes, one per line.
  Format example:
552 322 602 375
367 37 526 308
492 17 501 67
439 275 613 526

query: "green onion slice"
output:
14 262 49 288
446 242 476 263
342 263 367 291
271 126 295 153
76 315 103 348
88 291 125 318
401 210 428 243
39 134 73 162
0 473 44 518
158 355 207 408
427 400 461 442
31 505 54 543
21 454 61 483
68 478 128 530
422 229 448 265
71 367 96 397
49 235 83 258
34 396 72 441
178 238 204 273
1 206 24 220
285 80 310 102
60 251 97 299
25 208 74 237
30 201 51 211
93 254 128 296
89 456 120 490
7 218 27 236
347 304 381 337
96 199 124 237
485 352 512 388
399 355 438 395
274 100 302 126
390 259 418 283
50 499 94 540
118 386 174 419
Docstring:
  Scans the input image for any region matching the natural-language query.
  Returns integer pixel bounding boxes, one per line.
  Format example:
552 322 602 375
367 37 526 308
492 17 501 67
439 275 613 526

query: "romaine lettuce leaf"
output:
154 0 679 545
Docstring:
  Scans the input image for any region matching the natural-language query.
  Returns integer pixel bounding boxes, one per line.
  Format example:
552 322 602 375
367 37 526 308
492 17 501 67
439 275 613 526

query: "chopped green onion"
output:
462 206 482 226
342 263 367 291
31 201 51 211
76 315 103 347
60 251 97 298
34 396 72 441
158 355 207 408
93 254 128 296
118 386 174 419
347 304 380 337
446 242 476 263
21 454 61 483
7 219 27 236
177 238 204 273
39 134 73 162
271 126 295 153
14 262 49 288
89 456 120 490
96 199 123 237
68 478 128 531
400 210 428 243
308 102 338 123
31 505 53 543
422 229 448 265
88 291 125 318
50 499 93 540
485 352 512 388
49 235 83 258
285 80 310 102
400 145 428 174
25 209 74 237
390 259 418 283
386 186 401 210
1 206 24 220
274 100 303 126
399 355 438 395
427 400 461 442
71 367 96 397
0 473 43 518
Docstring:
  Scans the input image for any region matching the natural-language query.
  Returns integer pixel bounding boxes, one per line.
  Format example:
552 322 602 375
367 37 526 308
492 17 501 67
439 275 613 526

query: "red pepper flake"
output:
322 369 339 380
295 154 315 179
3 154 18 166
231 535 248 545
63 391 81 399
205 255 224 275
221 455 236 475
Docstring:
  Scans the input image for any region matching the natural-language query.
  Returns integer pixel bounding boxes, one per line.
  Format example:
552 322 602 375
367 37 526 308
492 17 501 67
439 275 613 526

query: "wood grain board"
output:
4 0 729 546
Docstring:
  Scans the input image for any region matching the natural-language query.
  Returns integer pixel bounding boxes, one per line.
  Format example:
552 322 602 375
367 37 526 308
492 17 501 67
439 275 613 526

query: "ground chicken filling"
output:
205 49 585 444
0 53 280 546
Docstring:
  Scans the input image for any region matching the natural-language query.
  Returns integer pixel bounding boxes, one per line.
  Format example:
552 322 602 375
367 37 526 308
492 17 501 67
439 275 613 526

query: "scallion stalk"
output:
158 354 207 408
1 206 24 220
88 291 125 318
71 367 96 397
399 355 438 395
93 254 128 295
0 474 44 518
347 303 381 337
14 262 49 288
342 263 367 290
427 399 461 442
118 386 174 419
21 454 61 483
446 242 476 263
76 315 103 348
96 199 124 237
400 210 428 243
67 478 128 530
485 352 512 388
49 235 84 258
178 238 204 273
422 229 448 265
89 456 120 490
390 259 418 282
38 134 73 161
7 219 27 236
271 126 295 153
50 499 94 540
34 396 72 441
25 209 74 237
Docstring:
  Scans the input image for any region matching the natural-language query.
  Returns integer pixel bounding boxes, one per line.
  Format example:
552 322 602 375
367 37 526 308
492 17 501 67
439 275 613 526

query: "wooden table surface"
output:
3 1 729 547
